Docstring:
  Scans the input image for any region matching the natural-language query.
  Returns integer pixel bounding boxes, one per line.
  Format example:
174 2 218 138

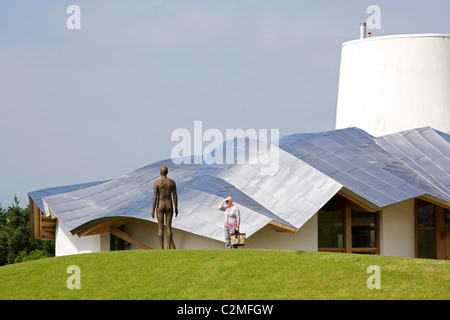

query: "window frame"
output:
318 194 380 255
415 199 450 260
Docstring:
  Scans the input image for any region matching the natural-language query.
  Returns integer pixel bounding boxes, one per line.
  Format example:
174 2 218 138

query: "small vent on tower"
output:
360 22 366 39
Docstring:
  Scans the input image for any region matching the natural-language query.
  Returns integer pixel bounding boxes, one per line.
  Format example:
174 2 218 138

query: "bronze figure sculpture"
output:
152 166 178 249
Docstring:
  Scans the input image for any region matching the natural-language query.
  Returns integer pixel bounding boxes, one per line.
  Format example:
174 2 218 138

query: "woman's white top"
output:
219 204 241 226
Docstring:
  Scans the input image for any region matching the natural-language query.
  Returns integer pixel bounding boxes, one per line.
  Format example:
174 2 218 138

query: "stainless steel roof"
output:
279 127 450 208
29 126 450 243
374 127 450 197
37 141 342 241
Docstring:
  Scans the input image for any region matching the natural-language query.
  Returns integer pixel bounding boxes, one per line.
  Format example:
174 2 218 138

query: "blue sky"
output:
1 0 449 207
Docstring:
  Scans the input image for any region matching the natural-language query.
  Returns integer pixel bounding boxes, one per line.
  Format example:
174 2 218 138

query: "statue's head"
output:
160 166 168 176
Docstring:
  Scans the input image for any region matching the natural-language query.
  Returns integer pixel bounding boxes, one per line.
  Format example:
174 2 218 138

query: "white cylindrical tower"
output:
335 34 450 136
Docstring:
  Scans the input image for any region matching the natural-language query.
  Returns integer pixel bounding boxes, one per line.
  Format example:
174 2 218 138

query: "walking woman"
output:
218 196 241 249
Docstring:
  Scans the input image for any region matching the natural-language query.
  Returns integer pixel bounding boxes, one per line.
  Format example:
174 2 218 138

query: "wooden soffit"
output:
76 217 133 237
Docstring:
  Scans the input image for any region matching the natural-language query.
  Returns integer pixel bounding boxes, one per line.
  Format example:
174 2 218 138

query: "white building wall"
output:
123 215 317 251
55 221 102 257
245 213 317 251
124 219 223 250
380 199 415 258
100 232 111 251
55 202 418 258
336 34 450 136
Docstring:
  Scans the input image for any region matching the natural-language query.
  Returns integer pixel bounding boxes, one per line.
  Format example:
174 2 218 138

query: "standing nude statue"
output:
151 166 178 249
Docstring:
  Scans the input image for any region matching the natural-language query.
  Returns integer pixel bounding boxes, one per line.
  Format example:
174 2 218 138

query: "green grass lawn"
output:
0 249 448 300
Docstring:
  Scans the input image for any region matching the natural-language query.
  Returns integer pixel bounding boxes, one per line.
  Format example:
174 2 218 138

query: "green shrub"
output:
14 249 50 263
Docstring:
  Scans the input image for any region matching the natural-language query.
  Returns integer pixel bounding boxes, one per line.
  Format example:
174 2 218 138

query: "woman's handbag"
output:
231 231 246 246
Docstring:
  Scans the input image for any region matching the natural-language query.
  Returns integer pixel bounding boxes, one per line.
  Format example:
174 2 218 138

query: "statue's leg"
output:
165 211 174 249
157 209 165 250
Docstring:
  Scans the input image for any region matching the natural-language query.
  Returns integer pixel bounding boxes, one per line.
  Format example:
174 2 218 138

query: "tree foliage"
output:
0 196 55 266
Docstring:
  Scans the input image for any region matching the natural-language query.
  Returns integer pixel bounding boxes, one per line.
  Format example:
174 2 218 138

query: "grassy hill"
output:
0 249 448 300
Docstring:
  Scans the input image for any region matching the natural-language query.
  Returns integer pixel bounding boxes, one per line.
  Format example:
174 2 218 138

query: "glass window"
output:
351 210 376 248
415 200 437 259
417 200 435 227
318 198 344 248
417 229 436 259
110 226 125 251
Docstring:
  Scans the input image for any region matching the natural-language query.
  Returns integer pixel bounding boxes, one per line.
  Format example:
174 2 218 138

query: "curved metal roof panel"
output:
29 127 450 244
374 127 450 197
279 127 450 207
38 138 342 241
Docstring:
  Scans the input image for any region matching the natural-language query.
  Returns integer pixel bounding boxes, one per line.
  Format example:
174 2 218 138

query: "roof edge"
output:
343 33 450 47
338 188 380 212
